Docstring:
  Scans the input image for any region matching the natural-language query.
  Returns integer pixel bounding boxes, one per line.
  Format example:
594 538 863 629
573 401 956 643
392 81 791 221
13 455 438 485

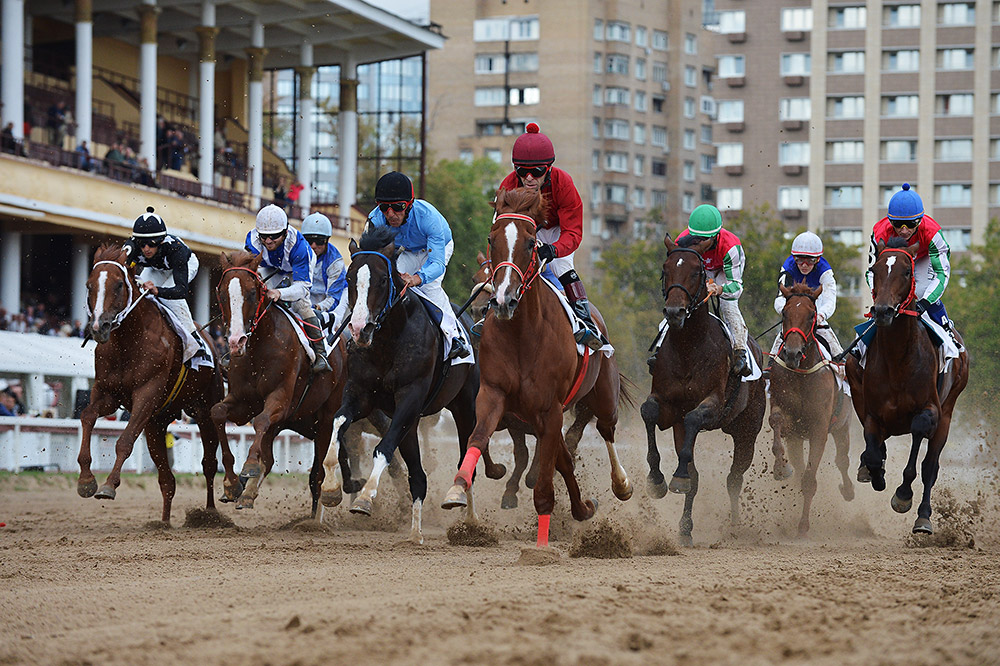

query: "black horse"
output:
318 225 501 543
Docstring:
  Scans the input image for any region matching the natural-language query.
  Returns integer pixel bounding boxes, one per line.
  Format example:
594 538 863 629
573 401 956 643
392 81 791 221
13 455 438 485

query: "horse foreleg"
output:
798 427 826 536
726 425 756 530
552 428 595 523
913 419 948 534
237 401 283 509
768 406 793 480
209 397 244 503
352 391 423 516
395 429 426 543
832 421 854 501
442 386 506 510
309 419 334 519
77 388 118 498
96 386 160 500
640 397 668 498
860 417 887 491
145 420 175 525
893 408 937 516
502 428 529 509
670 403 714 494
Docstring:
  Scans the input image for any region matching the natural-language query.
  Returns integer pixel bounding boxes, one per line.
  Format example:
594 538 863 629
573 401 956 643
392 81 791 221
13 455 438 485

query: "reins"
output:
866 248 920 319
219 266 274 339
351 250 410 331
662 247 712 319
772 292 836 375
87 260 150 333
490 213 547 301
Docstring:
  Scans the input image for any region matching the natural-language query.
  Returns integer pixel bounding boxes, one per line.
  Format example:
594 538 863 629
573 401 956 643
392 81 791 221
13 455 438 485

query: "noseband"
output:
780 292 818 348
88 260 148 332
490 213 543 300
219 266 272 339
351 250 407 331
867 248 920 320
662 247 709 319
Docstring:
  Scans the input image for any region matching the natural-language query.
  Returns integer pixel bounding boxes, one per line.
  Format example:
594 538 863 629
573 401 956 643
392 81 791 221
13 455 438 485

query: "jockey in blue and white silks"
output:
301 212 348 335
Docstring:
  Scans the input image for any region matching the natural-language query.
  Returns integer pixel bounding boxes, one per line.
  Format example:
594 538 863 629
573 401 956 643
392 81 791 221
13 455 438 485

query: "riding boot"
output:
304 314 332 374
447 335 472 361
559 271 606 351
732 348 752 378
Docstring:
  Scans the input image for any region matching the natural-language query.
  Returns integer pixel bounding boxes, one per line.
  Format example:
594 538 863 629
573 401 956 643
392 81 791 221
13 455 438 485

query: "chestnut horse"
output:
210 251 353 516
641 232 766 545
442 188 633 547
470 251 594 509
78 244 240 524
768 282 853 535
845 238 969 534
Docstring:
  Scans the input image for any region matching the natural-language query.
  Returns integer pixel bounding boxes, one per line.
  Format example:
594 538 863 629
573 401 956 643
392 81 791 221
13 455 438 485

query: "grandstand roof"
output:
0 331 95 379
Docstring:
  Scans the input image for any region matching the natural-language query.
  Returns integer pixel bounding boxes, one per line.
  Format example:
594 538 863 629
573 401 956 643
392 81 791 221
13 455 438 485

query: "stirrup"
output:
574 327 605 351
311 353 332 373
446 336 471 361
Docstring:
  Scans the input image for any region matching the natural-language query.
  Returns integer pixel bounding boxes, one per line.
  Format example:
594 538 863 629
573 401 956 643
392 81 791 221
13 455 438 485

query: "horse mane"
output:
94 243 128 264
224 250 260 268
787 282 816 296
495 187 549 225
885 236 909 249
359 224 396 251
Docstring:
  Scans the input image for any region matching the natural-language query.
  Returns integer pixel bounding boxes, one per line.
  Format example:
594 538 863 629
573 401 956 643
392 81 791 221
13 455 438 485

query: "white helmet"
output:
301 212 333 237
255 204 288 234
791 231 823 257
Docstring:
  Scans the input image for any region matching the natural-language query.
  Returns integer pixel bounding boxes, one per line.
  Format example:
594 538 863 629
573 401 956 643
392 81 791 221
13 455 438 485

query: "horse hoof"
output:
857 466 871 483
773 463 794 481
912 517 933 534
485 462 507 480
678 534 693 548
797 521 810 537
500 494 518 510
239 462 262 479
441 484 468 510
77 478 98 498
646 476 668 499
349 497 373 516
524 472 538 490
344 479 364 494
220 479 244 503
613 480 633 502
94 485 116 500
840 483 855 502
668 476 691 494
870 470 886 492
236 496 254 510
320 489 342 508
891 493 912 514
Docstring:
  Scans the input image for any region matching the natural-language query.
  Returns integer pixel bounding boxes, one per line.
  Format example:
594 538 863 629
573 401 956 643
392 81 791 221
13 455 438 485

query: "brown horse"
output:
77 244 240 524
845 239 969 534
470 251 594 509
210 250 352 516
442 188 632 547
641 232 766 546
768 282 853 536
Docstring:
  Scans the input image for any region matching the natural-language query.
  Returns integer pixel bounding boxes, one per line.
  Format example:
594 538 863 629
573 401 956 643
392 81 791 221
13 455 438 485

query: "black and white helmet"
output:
133 206 167 239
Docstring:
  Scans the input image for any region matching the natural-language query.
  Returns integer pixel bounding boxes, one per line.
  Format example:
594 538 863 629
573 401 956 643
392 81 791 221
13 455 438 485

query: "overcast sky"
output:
376 0 430 23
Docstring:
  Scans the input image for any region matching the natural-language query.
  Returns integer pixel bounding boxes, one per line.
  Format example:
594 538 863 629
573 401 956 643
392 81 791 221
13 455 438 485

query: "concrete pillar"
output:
74 0 93 147
25 372 47 415
246 20 266 210
296 42 315 214
196 2 218 197
193 266 210 324
1 0 26 139
0 229 22 313
138 1 159 170
337 58 359 231
71 240 91 327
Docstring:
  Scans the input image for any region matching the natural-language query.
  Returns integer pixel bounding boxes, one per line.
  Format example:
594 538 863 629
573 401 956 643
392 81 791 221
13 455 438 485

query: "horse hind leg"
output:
678 463 700 547
860 419 887 492
640 397 668 498
501 428 529 509
394 430 426 543
893 409 936 516
145 422 176 525
551 432 595 522
913 424 948 534
797 429 826 536
594 413 631 501
832 421 854 501
727 426 756 530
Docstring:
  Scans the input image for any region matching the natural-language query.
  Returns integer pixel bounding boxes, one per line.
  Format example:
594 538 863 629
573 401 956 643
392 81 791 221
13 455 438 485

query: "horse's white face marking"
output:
885 255 896 279
91 270 108 330
494 222 518 305
350 265 371 337
677 257 684 267
227 278 246 342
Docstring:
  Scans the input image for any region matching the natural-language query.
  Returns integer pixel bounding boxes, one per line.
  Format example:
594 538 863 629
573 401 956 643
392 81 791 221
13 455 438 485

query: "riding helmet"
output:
687 204 723 238
132 206 167 239
301 212 333 237
791 231 823 257
374 172 414 203
255 203 288 234
512 123 555 166
887 183 924 223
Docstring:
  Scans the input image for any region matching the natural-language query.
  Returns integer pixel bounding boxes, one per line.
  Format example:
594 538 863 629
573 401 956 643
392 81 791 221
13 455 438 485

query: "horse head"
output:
661 232 713 329
470 250 494 323
870 238 920 327
347 225 399 347
487 187 547 321
217 250 264 357
778 282 822 369
87 244 137 343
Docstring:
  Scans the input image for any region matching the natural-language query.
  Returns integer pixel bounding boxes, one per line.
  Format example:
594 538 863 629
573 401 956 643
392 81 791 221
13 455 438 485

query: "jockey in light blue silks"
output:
300 211 348 338
245 204 331 373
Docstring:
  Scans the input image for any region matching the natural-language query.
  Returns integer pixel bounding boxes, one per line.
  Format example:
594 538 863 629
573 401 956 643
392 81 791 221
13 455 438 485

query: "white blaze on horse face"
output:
227 278 246 346
494 222 519 305
885 255 896 279
91 270 108 330
350 265 371 339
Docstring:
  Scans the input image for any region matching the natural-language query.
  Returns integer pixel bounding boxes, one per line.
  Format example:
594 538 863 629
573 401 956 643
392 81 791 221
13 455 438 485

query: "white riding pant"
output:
718 298 748 352
139 257 202 361
397 241 460 341
536 226 575 278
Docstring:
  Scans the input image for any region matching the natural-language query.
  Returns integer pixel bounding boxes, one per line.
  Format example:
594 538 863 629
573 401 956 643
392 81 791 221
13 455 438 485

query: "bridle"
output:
87 260 149 332
772 291 832 374
350 250 409 331
662 247 711 319
218 266 273 340
489 212 545 300
867 247 920 320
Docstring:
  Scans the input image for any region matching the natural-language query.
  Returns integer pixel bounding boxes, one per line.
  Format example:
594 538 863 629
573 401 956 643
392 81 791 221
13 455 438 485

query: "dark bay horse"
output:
470 251 594 509
641 232 766 545
78 244 240 524
211 251 351 516
769 282 853 535
319 225 497 544
442 188 632 547
845 239 969 534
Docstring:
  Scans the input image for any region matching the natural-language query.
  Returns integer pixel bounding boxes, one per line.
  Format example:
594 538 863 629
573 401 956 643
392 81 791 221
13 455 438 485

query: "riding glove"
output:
537 243 557 262
913 298 931 315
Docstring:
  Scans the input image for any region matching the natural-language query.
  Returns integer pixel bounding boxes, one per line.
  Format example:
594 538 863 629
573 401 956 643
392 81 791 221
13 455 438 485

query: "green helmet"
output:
687 204 723 237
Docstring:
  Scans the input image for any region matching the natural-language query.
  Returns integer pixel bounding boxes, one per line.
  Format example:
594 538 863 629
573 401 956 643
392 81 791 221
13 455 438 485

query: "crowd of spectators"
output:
0 303 84 338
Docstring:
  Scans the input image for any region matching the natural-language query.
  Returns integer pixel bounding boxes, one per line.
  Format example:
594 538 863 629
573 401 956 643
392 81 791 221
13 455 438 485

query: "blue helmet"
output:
887 183 924 223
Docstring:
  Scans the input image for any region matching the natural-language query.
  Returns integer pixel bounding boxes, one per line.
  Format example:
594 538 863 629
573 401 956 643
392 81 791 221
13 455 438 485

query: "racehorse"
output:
78 244 240 524
768 282 853 536
845 238 969 534
211 250 353 516
470 251 594 509
442 188 633 547
641 232 766 545
319 225 500 544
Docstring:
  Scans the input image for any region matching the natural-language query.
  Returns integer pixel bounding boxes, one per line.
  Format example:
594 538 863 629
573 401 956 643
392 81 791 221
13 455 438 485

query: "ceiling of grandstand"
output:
25 0 445 69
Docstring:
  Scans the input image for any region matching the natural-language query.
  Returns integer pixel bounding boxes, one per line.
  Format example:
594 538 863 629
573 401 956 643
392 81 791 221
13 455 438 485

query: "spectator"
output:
134 157 158 188
0 387 18 417
273 176 290 210
168 129 186 170
1 122 18 155
156 116 169 169
288 181 304 205
75 140 97 172
47 100 69 148
104 142 124 164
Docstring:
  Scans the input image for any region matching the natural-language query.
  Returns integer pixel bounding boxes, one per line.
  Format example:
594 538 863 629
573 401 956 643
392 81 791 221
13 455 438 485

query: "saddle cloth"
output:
855 313 960 374
147 296 213 371
275 305 328 364
652 314 761 382
540 277 614 358
414 296 475 367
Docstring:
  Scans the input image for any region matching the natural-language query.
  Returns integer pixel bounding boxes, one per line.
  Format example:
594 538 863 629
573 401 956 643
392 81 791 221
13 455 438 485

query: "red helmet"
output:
511 123 555 166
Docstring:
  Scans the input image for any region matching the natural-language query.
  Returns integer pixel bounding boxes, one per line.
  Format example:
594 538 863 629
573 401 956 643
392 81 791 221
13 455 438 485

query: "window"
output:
939 49 974 70
937 184 972 206
509 87 539 105
779 186 809 210
883 95 919 117
718 55 745 78
937 94 974 116
827 140 864 162
651 190 667 208
780 97 811 120
717 99 744 123
992 139 1000 159
682 192 696 213
683 161 695 181
884 49 920 72
828 186 863 207
605 152 628 172
781 53 811 76
719 10 746 34
881 184 908 207
684 97 696 118
635 91 648 111
605 119 629 140
633 155 644 176
940 3 974 25
474 87 506 106
831 230 865 247
474 16 539 41
651 159 666 176
936 139 973 161
994 94 1000 114
632 187 646 208
652 30 668 50
652 96 664 113
940 228 971 252
635 26 647 47
652 62 668 83
475 54 506 74
717 143 744 167
510 17 540 40
607 54 630 75
681 32 695 54
591 183 601 205
509 53 538 72
684 66 697 88
605 184 627 204
884 4 920 27
594 19 603 40
592 151 600 171
700 153 715 173
652 126 668 147
633 123 646 144
683 129 695 150
881 140 917 162
485 148 502 163
604 87 630 105
701 124 713 143
593 52 602 74
781 8 813 31
830 6 867 29
592 118 600 139
829 51 865 74
593 85 603 106
635 59 647 81
459 149 473 163
716 188 743 211
606 21 630 42
828 96 865 119
779 142 810 165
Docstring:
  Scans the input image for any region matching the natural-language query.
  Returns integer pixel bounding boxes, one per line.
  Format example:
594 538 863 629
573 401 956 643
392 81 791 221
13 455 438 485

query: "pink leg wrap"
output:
455 446 483 487
536 514 551 548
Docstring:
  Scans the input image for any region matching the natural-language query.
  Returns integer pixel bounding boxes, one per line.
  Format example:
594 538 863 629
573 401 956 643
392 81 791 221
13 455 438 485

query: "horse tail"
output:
618 372 639 411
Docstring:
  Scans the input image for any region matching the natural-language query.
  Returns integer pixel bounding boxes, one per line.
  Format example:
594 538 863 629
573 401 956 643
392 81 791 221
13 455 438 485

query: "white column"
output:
296 42 315 215
193 267 210 324
1 0 26 140
138 2 159 170
197 2 218 197
338 57 359 231
25 373 47 415
71 240 90 326
74 0 93 147
247 20 266 210
0 229 22 313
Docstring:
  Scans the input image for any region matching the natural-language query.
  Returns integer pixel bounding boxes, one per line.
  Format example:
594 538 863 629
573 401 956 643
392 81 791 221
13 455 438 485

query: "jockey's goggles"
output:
304 235 329 246
258 229 286 241
793 255 819 265
890 216 921 230
139 238 163 248
378 201 411 213
514 164 550 179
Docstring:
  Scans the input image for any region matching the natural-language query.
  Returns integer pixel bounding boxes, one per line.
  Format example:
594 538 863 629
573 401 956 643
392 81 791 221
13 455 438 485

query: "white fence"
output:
0 416 317 475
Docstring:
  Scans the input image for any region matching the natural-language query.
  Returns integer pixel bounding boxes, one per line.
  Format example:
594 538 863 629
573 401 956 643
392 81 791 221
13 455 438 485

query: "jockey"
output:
491 123 605 351
367 171 472 362
122 206 209 365
301 211 348 338
770 231 845 359
678 204 752 377
245 204 331 374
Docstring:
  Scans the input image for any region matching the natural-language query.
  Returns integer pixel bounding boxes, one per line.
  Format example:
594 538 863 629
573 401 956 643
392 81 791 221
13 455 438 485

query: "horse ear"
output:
876 239 886 255
476 251 487 264
220 252 231 269
382 241 397 258
906 241 920 257
250 253 263 270
663 232 675 251
778 282 791 298
812 284 823 299
349 239 359 256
